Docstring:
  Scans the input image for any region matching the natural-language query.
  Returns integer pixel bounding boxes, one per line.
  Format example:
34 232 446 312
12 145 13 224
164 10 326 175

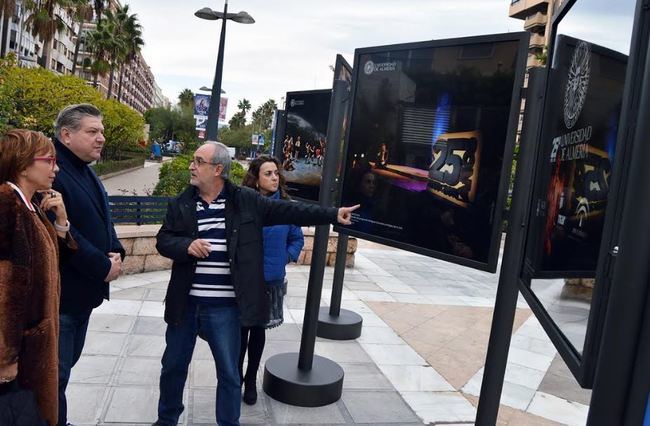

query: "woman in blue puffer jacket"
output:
238 155 304 405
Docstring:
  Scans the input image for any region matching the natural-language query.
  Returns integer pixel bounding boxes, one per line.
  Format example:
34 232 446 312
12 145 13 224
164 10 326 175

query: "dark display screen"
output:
534 35 627 276
281 90 332 202
337 33 526 271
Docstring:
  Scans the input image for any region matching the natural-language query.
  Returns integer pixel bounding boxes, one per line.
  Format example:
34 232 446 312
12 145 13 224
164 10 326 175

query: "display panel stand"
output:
263 79 350 406
317 233 363 340
476 68 546 425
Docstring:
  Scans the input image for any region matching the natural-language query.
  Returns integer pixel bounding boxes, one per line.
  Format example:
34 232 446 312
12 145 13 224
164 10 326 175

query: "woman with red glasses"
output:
0 129 76 425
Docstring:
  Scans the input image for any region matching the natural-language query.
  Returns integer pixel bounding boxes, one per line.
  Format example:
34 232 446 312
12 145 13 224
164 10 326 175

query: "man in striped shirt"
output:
153 142 358 426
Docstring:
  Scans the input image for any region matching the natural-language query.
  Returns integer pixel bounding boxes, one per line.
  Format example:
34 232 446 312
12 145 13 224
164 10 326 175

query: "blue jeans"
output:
157 302 242 426
58 310 92 426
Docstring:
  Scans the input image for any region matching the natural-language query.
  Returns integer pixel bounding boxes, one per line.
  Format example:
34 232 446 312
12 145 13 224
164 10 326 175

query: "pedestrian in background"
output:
239 155 304 405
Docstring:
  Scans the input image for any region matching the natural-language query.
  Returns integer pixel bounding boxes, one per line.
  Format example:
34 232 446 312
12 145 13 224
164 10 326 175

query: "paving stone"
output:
268 397 346 424
133 316 167 336
338 362 393 390
117 357 163 385
110 286 147 300
265 323 302 341
125 334 166 357
104 386 162 422
88 313 135 333
538 355 592 405
69 355 118 384
145 288 167 302
83 331 128 356
342 390 420 423
191 359 217 388
66 384 108 424
314 341 373 363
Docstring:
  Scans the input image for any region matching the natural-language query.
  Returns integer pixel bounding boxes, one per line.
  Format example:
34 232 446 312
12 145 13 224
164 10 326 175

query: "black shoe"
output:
243 383 257 405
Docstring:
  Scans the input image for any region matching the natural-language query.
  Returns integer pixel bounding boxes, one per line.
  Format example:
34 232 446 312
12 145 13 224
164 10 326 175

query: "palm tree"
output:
178 89 194 108
24 0 74 69
238 98 251 115
116 11 143 101
83 19 111 86
70 0 94 75
0 0 17 58
102 4 141 99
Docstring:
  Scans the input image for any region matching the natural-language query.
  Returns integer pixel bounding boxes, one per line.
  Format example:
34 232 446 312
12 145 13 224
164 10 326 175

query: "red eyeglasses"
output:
33 156 57 170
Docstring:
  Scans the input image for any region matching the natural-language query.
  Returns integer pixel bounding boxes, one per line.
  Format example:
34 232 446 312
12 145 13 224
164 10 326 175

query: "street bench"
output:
108 196 172 225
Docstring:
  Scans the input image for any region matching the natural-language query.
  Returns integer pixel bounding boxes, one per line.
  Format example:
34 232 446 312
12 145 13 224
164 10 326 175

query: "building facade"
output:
0 0 164 115
508 0 561 68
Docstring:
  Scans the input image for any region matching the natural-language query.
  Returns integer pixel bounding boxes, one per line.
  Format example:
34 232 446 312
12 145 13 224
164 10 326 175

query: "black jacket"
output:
53 140 125 314
156 180 337 326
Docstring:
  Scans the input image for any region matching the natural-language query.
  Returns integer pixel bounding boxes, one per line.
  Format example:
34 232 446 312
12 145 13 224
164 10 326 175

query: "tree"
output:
116 10 143 101
0 58 144 158
24 0 74 69
102 4 142 99
83 18 111 87
251 98 277 131
237 98 251 115
0 0 16 58
178 88 194 108
228 111 246 129
70 0 95 75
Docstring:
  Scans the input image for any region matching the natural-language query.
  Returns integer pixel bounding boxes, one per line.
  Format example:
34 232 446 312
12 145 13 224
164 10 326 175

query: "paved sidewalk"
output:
66 242 590 425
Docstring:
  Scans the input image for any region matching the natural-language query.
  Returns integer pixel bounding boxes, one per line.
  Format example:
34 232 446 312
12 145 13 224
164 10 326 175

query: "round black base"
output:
317 307 363 340
263 353 344 407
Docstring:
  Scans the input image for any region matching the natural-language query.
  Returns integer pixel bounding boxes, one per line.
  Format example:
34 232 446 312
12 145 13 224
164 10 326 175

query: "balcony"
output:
529 33 546 49
524 11 548 30
509 0 549 20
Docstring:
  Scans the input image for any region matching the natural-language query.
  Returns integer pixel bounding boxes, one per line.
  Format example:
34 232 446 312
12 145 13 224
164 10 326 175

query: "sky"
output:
127 0 523 121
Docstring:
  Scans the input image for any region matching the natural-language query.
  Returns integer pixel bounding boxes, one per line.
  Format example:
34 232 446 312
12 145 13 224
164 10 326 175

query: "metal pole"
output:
329 233 348 317
297 79 348 370
206 0 227 141
475 68 546 425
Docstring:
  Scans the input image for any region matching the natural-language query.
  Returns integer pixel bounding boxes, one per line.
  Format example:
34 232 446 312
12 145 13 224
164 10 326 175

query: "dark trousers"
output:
57 310 92 426
156 303 241 426
239 327 265 387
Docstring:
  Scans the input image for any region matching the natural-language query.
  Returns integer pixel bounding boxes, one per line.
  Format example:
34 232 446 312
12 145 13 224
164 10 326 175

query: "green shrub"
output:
0 58 144 159
91 157 143 176
230 161 244 186
153 155 245 196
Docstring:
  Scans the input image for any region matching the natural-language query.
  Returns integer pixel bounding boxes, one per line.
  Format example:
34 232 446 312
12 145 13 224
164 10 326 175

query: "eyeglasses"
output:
191 157 219 167
33 156 57 170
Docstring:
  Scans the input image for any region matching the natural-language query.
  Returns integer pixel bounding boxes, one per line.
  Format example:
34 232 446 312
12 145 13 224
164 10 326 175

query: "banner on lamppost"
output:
194 94 229 133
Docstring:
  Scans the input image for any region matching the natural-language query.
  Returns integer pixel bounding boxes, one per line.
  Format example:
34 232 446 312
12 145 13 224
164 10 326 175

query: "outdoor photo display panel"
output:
337 33 527 271
280 90 332 202
331 54 353 206
531 35 627 277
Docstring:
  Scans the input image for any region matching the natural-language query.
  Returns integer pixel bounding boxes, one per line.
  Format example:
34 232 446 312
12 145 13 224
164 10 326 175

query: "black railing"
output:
108 196 172 225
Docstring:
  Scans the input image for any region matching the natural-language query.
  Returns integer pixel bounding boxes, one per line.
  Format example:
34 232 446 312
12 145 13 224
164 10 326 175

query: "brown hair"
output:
0 129 55 183
242 155 289 200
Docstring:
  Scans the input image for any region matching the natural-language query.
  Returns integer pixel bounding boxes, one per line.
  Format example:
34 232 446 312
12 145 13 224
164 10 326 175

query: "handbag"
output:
0 381 47 426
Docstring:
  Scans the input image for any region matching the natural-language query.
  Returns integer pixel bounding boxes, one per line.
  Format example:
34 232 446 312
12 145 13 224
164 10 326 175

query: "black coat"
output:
156 181 337 327
53 141 125 314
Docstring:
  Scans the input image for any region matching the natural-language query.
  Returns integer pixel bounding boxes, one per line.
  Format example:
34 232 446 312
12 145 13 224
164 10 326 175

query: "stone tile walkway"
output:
66 243 590 425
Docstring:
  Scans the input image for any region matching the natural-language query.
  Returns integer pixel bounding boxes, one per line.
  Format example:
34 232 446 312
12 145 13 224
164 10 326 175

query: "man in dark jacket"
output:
52 103 125 425
153 141 357 426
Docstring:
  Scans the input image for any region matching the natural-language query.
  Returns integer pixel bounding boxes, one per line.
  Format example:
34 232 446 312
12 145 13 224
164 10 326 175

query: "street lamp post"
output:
195 1 254 141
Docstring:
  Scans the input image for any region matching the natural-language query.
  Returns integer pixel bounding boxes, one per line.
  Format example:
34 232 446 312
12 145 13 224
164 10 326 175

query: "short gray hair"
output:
205 141 231 179
54 104 102 139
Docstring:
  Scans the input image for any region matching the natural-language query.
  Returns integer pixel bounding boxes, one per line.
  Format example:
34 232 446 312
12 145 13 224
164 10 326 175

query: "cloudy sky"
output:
128 0 523 120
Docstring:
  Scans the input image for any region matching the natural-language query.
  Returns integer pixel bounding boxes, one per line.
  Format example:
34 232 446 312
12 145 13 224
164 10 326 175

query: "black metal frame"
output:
333 32 530 273
281 88 333 203
587 0 650 423
515 0 644 388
